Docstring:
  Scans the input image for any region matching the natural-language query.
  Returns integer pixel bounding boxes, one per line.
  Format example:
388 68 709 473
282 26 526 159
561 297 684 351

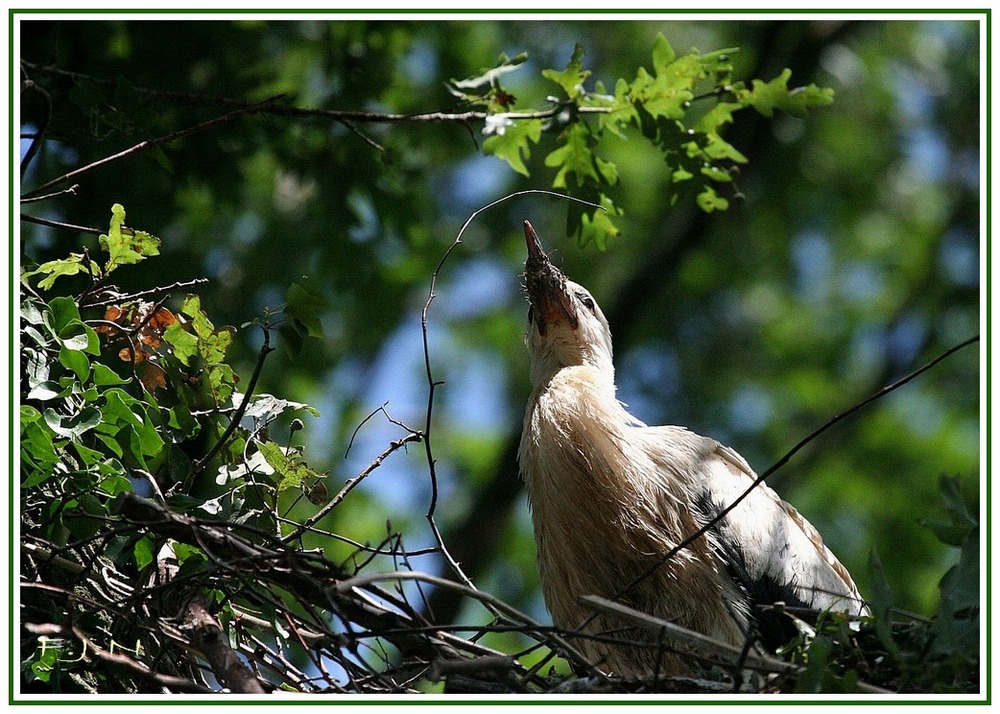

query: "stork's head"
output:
523 220 615 389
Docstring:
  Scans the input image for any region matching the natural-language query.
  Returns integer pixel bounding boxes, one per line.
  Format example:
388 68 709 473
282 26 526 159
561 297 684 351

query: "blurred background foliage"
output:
20 16 980 632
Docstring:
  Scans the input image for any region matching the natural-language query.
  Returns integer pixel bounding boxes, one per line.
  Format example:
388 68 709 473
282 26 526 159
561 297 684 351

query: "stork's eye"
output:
576 292 596 312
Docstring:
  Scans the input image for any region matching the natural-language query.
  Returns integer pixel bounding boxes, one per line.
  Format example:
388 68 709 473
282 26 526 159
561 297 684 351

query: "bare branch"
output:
283 429 424 544
20 183 79 204
79 277 211 309
20 212 103 235
21 94 285 199
186 600 267 694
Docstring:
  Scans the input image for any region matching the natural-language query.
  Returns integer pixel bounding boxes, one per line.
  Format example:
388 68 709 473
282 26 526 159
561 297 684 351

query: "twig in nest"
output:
579 595 890 694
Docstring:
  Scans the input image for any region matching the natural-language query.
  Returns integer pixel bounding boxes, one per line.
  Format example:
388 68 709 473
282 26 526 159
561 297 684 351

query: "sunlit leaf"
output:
483 118 543 176
545 123 598 188
542 43 590 99
99 203 161 272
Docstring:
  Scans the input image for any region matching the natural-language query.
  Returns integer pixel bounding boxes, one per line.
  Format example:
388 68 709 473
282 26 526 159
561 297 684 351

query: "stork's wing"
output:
704 441 869 622
642 426 868 622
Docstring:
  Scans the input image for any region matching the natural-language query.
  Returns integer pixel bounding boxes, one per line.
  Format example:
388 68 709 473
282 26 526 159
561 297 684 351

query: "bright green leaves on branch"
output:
465 33 834 246
163 294 237 404
21 201 328 593
545 122 600 188
22 203 160 289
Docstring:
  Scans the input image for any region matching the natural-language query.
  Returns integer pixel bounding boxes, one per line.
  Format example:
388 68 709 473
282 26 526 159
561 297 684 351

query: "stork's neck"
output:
530 358 616 398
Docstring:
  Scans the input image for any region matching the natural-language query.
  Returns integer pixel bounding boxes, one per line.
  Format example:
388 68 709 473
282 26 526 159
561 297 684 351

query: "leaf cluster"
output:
471 34 832 247
20 205 330 692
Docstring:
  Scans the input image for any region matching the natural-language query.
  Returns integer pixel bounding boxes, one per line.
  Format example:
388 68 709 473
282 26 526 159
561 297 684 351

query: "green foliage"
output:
470 33 833 246
20 204 328 693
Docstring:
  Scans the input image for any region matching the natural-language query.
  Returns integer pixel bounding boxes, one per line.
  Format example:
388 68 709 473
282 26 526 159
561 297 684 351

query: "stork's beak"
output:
524 220 578 335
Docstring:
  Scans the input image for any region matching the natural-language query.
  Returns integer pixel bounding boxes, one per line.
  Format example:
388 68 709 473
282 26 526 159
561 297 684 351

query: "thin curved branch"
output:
417 190 605 603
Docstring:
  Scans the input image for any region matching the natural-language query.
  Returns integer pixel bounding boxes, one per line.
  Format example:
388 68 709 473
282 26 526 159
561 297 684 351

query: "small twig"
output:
48 624 214 694
22 94 286 199
332 569 594 673
79 277 210 309
20 183 79 204
185 324 274 490
345 402 392 459
20 212 104 235
20 78 52 176
335 118 387 156
282 430 423 544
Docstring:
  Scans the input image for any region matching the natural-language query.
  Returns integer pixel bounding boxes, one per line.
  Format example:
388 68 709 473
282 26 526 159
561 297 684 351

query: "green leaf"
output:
163 321 199 366
166 404 200 439
22 253 97 290
43 406 102 440
919 474 977 546
24 348 50 388
59 346 91 382
632 49 701 121
545 123 599 188
47 296 82 334
56 320 99 354
695 101 740 134
21 420 59 483
542 43 590 99
207 362 236 403
594 78 639 139
701 134 748 163
738 68 835 118
579 194 622 250
650 33 676 71
483 118 543 176
133 535 156 571
285 281 329 339
99 203 161 273
244 394 321 421
102 388 164 459
278 319 306 358
866 550 901 657
696 186 729 212
92 362 129 387
257 441 324 493
200 327 234 367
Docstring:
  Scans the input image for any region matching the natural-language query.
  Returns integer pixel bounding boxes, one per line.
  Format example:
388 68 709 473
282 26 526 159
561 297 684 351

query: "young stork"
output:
517 220 868 676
